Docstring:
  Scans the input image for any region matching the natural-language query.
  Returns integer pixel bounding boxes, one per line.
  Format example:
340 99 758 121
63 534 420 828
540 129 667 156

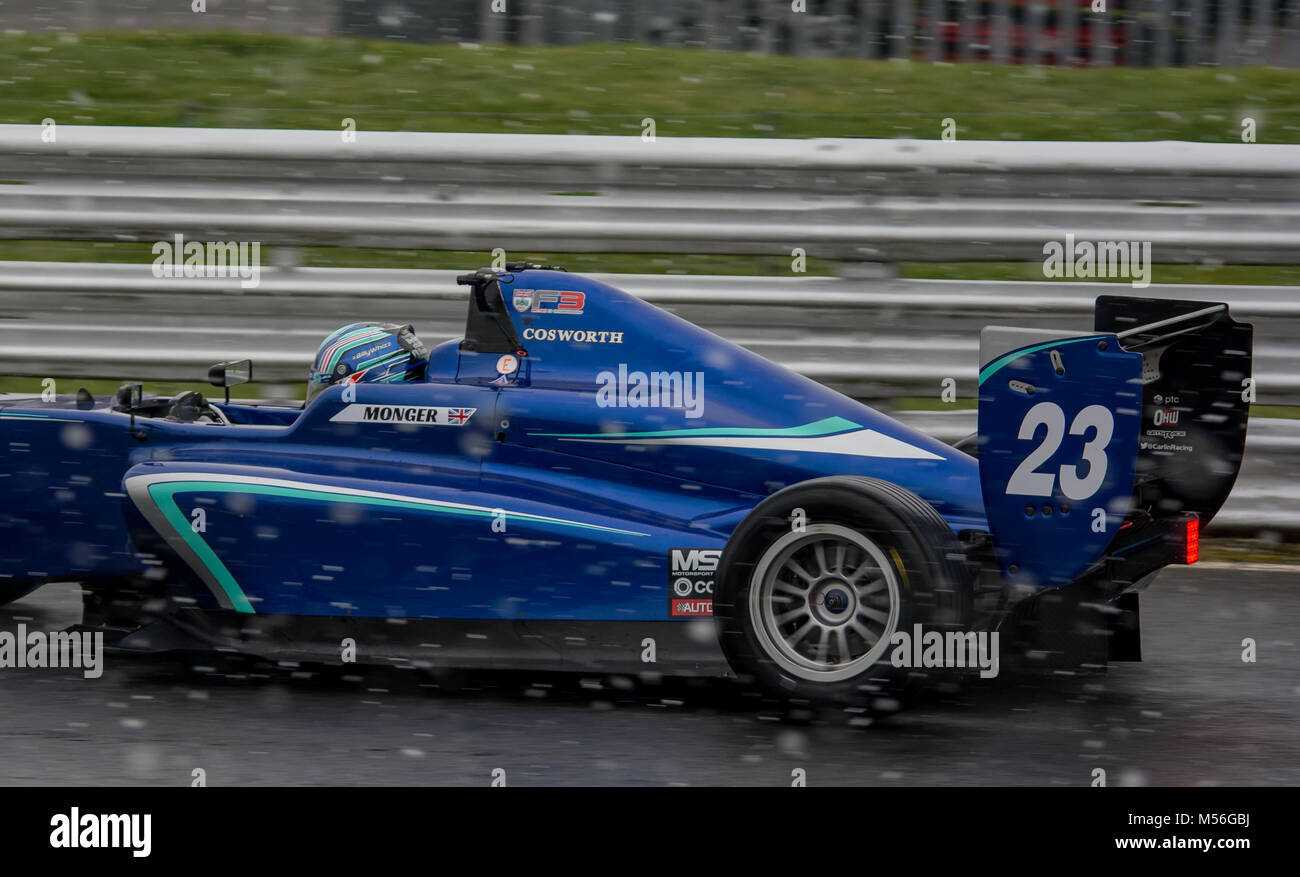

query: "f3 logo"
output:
532 290 585 314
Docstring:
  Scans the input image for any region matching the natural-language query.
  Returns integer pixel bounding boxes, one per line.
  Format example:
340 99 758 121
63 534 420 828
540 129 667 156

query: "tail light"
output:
1185 517 1200 565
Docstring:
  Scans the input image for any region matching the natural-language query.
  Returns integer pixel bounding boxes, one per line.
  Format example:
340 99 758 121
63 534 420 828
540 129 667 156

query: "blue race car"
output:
0 265 1252 711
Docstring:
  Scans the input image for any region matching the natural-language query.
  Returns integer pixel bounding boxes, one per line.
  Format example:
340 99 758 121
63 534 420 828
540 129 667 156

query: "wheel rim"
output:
748 523 901 683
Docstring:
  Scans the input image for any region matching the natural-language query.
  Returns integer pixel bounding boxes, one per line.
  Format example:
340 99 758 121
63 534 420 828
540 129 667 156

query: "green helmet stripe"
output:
321 326 389 374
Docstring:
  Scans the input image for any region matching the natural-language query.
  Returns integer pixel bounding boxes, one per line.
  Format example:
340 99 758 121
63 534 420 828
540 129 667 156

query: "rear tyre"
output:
714 477 973 716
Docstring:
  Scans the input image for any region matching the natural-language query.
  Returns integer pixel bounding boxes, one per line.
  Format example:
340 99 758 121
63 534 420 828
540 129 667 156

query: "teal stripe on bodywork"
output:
144 480 649 615
150 483 256 614
977 336 1106 386
0 411 81 423
533 415 862 440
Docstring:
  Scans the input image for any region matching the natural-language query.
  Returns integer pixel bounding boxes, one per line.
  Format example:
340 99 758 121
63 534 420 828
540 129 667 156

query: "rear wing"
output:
976 296 1252 588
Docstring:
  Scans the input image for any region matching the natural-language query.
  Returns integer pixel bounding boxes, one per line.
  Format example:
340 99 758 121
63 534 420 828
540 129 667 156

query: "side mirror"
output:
114 382 147 442
114 382 143 411
208 359 252 388
207 360 252 404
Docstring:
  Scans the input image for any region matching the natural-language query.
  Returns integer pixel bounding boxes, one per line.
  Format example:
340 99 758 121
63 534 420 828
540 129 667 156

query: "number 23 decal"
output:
1006 402 1114 501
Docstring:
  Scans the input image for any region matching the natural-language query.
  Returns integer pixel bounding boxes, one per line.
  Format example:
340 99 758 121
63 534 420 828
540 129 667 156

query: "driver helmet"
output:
307 322 428 403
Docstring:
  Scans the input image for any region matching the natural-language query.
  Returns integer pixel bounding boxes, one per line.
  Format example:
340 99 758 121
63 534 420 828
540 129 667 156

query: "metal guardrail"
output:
1 262 1296 401
0 260 1293 532
1 126 1299 262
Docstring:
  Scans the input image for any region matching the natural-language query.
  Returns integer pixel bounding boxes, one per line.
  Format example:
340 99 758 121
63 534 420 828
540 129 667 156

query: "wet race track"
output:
1 566 1296 787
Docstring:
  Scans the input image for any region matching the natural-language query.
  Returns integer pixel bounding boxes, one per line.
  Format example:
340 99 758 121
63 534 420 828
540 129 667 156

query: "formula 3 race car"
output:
0 265 1253 714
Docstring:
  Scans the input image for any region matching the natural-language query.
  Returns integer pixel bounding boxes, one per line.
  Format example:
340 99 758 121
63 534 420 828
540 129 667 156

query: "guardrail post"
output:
923 0 943 61
517 0 544 45
836 261 899 279
1249 0 1276 64
592 4 619 44
272 246 303 271
1027 1 1047 65
858 0 884 58
1151 0 1173 66
1121 0 1144 66
1059 0 1079 67
959 0 979 62
889 0 913 59
1286 0 1300 67
1219 0 1241 65
789 0 812 56
756 0 775 53
479 0 504 43
1185 0 1205 66
824 0 849 56
727 0 748 51
991 0 1011 63
1090 6 1114 66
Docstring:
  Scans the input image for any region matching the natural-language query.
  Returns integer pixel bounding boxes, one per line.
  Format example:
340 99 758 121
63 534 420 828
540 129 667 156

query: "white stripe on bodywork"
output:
125 471 650 536
556 428 944 461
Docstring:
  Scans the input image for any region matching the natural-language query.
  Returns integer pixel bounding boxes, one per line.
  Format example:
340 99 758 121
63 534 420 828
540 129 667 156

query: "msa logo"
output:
671 548 721 573
669 548 721 617
513 289 585 315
